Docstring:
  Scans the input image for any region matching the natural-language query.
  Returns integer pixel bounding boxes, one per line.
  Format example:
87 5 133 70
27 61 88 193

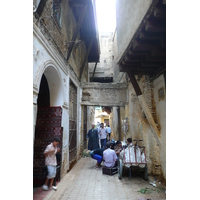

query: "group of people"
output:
86 122 112 151
40 123 133 191
86 123 133 169
89 140 122 168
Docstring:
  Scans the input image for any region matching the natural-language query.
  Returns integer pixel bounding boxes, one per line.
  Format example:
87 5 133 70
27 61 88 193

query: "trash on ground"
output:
82 149 91 157
149 182 156 187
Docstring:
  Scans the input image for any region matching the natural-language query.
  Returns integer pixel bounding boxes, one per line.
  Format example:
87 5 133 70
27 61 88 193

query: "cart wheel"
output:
118 159 123 179
143 165 148 181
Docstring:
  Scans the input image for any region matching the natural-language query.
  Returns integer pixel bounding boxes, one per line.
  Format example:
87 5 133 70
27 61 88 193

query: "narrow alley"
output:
33 0 166 199
39 157 166 200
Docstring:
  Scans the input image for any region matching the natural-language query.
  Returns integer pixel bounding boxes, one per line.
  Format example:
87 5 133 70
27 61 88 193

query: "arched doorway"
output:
33 66 63 187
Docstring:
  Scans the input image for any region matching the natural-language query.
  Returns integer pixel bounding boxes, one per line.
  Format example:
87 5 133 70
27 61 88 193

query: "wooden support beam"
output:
141 62 165 67
124 55 147 63
151 46 166 56
66 3 88 62
153 7 166 19
131 40 154 51
145 21 166 33
128 50 151 56
139 32 163 41
91 62 98 81
127 72 142 96
35 0 48 18
120 68 158 74
79 38 94 79
138 94 161 145
146 55 166 62
127 72 161 145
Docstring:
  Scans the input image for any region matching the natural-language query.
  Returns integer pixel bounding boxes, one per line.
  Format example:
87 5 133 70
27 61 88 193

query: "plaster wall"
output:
115 0 152 62
123 75 165 176
33 22 85 178
153 74 166 178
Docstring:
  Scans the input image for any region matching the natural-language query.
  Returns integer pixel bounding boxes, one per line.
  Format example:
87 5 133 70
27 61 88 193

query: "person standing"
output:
99 123 108 149
106 125 111 141
42 137 61 191
86 123 99 150
96 122 101 148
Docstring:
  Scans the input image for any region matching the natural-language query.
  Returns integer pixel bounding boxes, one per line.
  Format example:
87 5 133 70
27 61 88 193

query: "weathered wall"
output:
87 106 95 133
35 0 87 79
33 0 88 179
153 74 166 178
115 0 152 62
122 75 166 178
89 32 114 78
81 82 128 107
87 106 95 132
111 107 120 141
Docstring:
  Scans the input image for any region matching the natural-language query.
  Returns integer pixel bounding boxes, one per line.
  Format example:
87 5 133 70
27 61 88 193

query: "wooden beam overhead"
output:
145 21 166 33
153 7 166 19
91 61 98 81
127 72 142 96
139 32 163 41
146 55 166 62
141 62 165 67
66 3 88 62
151 46 166 56
128 50 151 56
79 38 94 79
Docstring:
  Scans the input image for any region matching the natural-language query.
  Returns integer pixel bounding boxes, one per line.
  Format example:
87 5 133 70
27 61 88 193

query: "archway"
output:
33 66 63 187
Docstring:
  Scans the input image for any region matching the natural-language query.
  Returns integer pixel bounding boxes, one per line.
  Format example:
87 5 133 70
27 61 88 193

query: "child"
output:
42 137 61 191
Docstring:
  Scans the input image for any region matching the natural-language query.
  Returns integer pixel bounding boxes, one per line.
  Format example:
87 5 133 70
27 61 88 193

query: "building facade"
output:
33 0 99 186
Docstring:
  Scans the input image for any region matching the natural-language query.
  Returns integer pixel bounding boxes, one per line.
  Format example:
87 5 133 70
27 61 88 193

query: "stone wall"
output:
81 82 128 107
34 0 87 79
89 32 114 78
87 106 95 133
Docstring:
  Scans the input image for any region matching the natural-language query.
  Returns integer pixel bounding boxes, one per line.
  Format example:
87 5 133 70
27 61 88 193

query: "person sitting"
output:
127 138 133 147
103 142 118 168
90 148 104 168
114 140 123 156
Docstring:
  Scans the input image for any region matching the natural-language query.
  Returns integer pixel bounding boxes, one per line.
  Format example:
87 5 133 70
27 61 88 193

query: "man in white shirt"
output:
99 123 108 149
103 142 118 168
106 125 111 141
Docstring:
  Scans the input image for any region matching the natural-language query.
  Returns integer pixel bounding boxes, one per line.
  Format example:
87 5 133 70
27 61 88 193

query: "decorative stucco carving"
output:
62 102 69 110
82 92 91 101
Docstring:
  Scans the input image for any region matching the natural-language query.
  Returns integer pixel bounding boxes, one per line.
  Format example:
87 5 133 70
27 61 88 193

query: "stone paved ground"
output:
43 157 166 200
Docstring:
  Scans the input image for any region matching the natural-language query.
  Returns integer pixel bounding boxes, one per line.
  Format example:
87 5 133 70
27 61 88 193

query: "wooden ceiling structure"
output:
69 0 100 79
69 0 100 63
118 0 166 90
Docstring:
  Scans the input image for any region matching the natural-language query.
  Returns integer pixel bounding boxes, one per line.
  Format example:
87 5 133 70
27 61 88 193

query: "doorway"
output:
33 72 63 187
69 79 77 168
